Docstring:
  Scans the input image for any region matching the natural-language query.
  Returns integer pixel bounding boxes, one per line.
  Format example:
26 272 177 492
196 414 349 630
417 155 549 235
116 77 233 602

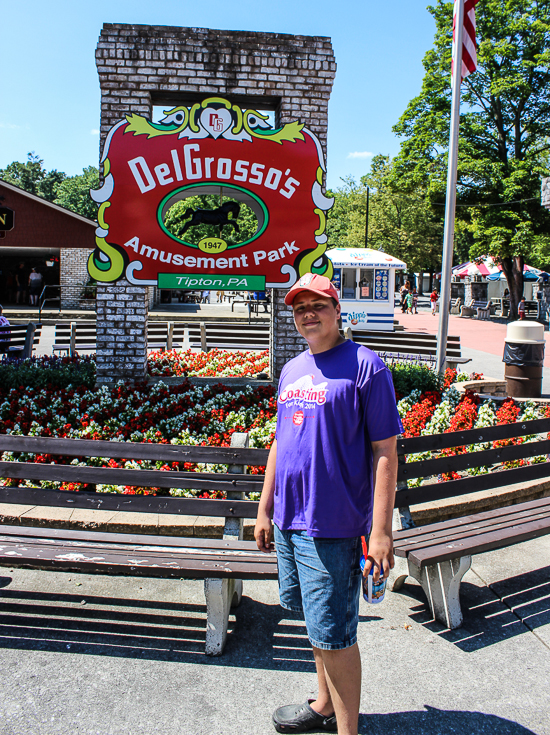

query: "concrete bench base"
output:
389 555 472 629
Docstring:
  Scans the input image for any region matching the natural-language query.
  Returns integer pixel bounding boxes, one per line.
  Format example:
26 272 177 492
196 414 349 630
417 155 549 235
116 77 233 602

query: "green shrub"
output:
386 361 441 397
0 355 96 392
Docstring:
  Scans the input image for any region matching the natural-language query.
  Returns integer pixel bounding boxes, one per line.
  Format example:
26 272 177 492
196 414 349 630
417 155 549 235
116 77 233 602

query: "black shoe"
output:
272 701 337 733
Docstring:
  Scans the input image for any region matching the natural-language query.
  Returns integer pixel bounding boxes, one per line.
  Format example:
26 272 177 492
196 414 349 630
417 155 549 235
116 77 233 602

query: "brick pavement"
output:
395 307 550 368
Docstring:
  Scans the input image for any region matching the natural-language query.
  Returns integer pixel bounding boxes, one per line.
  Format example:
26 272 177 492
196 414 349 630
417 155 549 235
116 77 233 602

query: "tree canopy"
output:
0 152 66 202
0 153 100 221
393 0 550 312
326 159 443 275
53 166 100 220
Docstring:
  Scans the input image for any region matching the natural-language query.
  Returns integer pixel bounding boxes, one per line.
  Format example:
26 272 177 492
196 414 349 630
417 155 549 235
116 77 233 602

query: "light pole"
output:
364 186 369 247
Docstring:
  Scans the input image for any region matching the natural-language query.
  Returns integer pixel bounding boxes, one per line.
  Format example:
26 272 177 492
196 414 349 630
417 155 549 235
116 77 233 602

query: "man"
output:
255 273 402 735
15 263 26 305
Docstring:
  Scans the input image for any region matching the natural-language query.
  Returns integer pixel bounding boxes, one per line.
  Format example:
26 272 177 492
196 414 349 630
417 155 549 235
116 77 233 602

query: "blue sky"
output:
0 0 436 190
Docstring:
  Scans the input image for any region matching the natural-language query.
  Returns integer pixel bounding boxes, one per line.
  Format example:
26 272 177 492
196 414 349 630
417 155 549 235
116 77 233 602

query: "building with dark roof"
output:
0 179 96 308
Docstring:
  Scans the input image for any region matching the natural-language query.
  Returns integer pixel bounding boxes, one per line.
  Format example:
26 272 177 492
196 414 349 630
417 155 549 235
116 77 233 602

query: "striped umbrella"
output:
486 264 548 281
452 257 500 278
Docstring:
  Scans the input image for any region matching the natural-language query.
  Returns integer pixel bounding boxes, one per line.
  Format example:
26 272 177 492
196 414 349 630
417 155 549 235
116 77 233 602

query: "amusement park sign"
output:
88 97 334 289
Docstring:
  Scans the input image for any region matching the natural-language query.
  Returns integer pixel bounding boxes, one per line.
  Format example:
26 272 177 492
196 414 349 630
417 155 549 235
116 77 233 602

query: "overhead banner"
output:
88 97 334 289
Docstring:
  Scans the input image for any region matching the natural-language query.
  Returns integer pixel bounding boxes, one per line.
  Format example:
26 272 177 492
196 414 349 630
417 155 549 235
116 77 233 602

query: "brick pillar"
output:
95 24 336 380
270 290 306 379
464 277 473 304
96 280 148 383
60 248 94 309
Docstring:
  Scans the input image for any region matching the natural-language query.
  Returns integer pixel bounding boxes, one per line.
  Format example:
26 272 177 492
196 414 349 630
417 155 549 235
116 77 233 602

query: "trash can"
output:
503 321 545 398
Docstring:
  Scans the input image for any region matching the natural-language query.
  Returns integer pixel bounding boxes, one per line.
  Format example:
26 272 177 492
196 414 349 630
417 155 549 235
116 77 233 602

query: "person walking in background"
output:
28 268 43 306
518 296 526 320
406 291 413 314
412 288 418 314
14 263 26 305
400 283 409 313
430 288 438 316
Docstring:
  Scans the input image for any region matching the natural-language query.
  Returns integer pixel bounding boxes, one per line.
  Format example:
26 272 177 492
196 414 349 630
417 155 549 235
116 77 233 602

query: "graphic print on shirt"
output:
279 373 329 427
279 374 329 406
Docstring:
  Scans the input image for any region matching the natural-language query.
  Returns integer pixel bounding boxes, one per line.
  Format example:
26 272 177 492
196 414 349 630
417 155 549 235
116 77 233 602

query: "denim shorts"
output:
274 525 362 650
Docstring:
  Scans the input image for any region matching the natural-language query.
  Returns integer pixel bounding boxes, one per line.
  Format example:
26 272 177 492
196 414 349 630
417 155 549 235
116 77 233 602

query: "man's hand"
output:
362 530 394 583
254 512 274 553
254 440 277 553
365 435 398 583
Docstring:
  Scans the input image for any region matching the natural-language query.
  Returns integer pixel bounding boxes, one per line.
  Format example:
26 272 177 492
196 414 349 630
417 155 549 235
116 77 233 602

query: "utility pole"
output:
435 0 464 374
364 186 370 247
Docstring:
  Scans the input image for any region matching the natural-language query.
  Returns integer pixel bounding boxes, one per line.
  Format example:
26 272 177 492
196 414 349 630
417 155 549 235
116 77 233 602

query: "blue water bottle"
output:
360 536 386 604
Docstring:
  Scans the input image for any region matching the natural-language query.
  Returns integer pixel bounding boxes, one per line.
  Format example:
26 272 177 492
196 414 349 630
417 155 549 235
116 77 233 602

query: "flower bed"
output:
0 380 276 498
397 378 548 487
1 364 547 499
1 350 269 388
147 348 269 377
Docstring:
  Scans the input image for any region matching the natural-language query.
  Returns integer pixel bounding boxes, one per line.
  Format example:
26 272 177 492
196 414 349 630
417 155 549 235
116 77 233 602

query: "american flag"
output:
453 0 480 79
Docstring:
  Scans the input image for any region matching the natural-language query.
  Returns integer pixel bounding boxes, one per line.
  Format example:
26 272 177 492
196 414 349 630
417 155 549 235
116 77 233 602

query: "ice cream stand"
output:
326 248 406 331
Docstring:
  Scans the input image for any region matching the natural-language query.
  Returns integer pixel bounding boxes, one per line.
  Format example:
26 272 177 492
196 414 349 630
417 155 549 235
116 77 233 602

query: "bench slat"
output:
0 486 260 518
0 534 271 563
398 439 550 481
395 460 550 506
394 504 550 557
393 496 550 543
0 461 264 493
407 514 550 568
0 524 260 550
398 417 550 454
0 434 269 465
0 538 277 580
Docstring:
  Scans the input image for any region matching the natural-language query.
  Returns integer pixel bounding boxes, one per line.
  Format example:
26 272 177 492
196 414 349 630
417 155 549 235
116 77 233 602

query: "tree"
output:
326 176 369 248
54 167 100 220
362 155 444 278
326 161 444 282
0 152 65 201
393 0 550 318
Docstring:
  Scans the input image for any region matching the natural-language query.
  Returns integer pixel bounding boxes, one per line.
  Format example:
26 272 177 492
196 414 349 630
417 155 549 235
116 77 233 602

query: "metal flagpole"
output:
435 0 465 374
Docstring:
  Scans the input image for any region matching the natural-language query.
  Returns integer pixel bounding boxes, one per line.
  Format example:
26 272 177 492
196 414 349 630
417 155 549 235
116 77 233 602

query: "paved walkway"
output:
0 535 548 734
394 306 550 394
2 302 550 733
396 308 550 365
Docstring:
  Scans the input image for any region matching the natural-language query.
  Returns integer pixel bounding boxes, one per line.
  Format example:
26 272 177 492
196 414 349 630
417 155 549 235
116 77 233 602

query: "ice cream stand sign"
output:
326 248 406 331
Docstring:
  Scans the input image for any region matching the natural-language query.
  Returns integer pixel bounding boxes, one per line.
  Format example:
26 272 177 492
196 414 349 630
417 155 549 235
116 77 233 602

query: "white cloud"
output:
0 122 20 129
347 151 373 159
90 129 100 135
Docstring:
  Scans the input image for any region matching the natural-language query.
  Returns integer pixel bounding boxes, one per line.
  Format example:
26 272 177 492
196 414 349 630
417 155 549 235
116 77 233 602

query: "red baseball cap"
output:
284 273 340 306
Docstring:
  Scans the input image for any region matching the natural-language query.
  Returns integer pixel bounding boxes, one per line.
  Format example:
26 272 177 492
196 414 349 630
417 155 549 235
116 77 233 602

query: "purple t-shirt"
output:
274 340 403 538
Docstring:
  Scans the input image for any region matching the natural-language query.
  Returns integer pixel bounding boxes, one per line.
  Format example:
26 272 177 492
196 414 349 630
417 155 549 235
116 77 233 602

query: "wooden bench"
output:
476 301 492 320
460 299 495 318
450 298 462 315
0 432 273 655
345 329 470 369
52 321 97 354
53 322 172 355
390 417 550 629
0 323 42 360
